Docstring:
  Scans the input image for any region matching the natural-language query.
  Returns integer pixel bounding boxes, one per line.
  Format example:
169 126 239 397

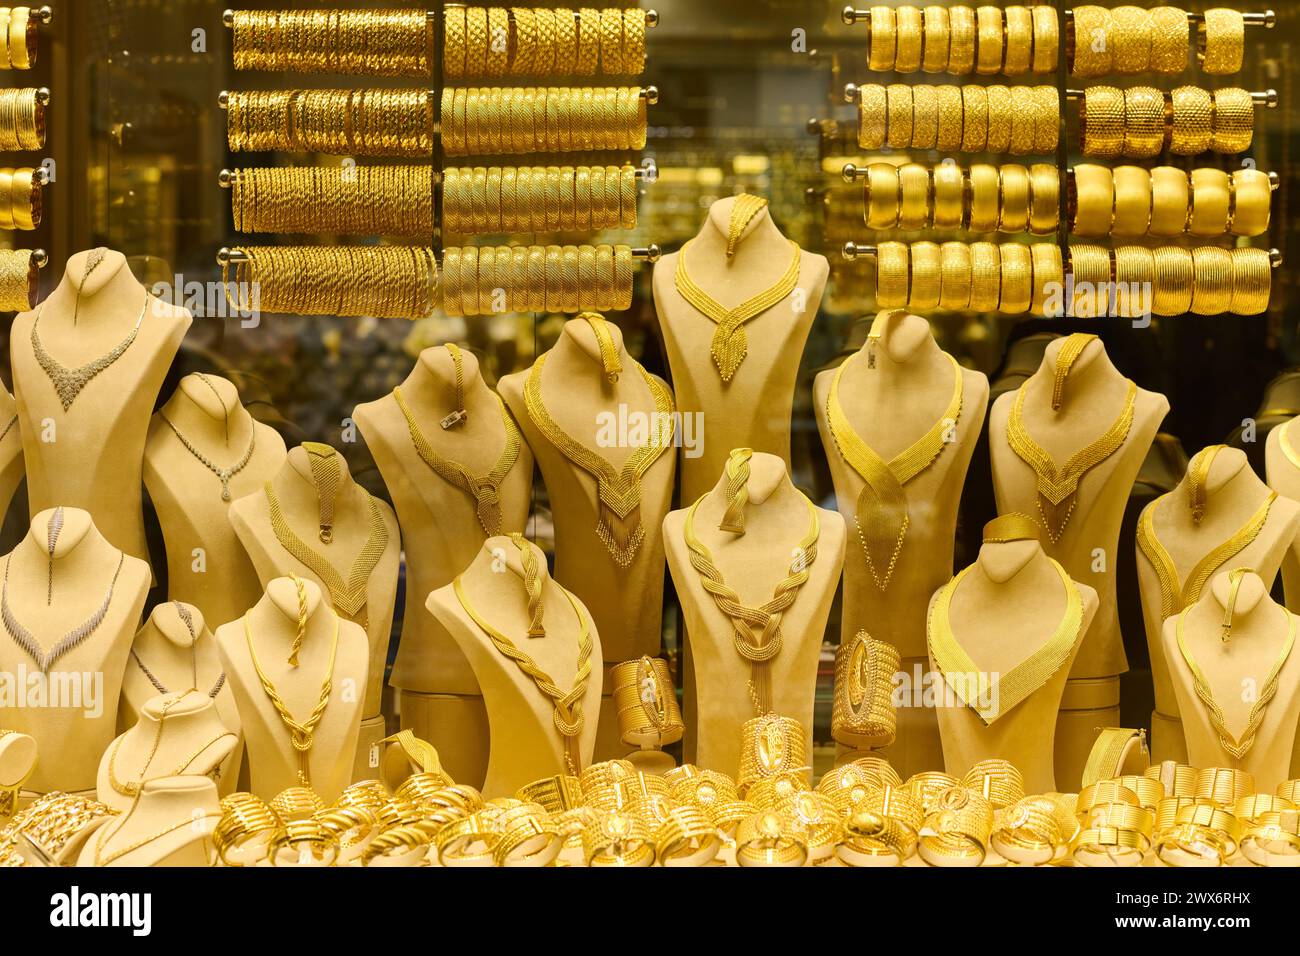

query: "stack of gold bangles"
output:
0 86 45 150
1080 85 1256 157
1067 243 1271 316
444 6 648 79
856 83 1058 155
858 5 1058 76
440 86 647 156
831 630 899 749
858 161 1059 234
1070 6 1246 76
0 6 39 70
443 164 638 234
225 90 433 157
0 791 117 867
440 243 635 317
0 247 39 312
229 166 433 237
1070 163 1272 238
610 656 685 751
229 9 430 76
872 239 1064 315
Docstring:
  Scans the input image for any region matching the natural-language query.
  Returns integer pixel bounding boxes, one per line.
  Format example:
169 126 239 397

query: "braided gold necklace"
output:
826 348 963 590
523 351 675 567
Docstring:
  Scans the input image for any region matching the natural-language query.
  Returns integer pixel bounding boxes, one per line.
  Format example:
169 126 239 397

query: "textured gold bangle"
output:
1030 242 1063 315
464 7 489 76
1200 8 1244 75
998 163 1031 233
909 240 942 309
948 5 977 74
922 5 951 73
1114 245 1155 318
1003 6 1033 75
599 7 624 75
898 162 932 229
0 10 11 71
866 162 901 229
1230 168 1272 237
963 760 1026 810
968 162 1000 233
869 5 897 71
1071 6 1113 77
933 161 965 229
1123 86 1166 158
444 6 467 79
485 8 509 77
0 169 16 231
985 84 1012 153
1211 87 1254 154
876 241 910 308
554 7 578 71
911 84 938 149
1190 245 1233 315
1149 166 1190 236
1068 243 1112 316
1028 163 1059 234
1110 6 1152 74
1152 246 1194 314
1032 6 1059 74
858 84 887 149
998 242 1033 314
956 85 985 152
1071 163 1113 236
1229 247 1272 315
1008 86 1036 156
1111 165 1152 237
1188 168 1231 237
886 83 914 147
975 5 1003 74
1033 86 1060 153
1150 8 1189 74
1196 767 1255 805
1170 85 1213 155
895 5 923 73
937 85 965 152
1081 85 1126 158
969 241 1001 311
940 240 973 309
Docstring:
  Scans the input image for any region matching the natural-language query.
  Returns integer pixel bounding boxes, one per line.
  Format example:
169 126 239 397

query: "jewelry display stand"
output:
77 775 221 868
0 385 24 523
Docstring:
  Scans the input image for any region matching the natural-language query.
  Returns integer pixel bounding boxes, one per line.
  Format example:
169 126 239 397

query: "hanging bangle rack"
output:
841 162 1281 190
216 162 659 189
1063 88 1277 107
839 6 1275 30
839 241 1282 270
221 8 661 29
215 246 663 266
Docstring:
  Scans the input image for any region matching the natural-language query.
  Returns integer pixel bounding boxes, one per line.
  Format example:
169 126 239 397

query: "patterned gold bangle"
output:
940 240 973 309
464 7 489 76
936 84 965 151
1196 767 1255 805
858 84 887 149
1030 242 1063 315
998 163 1031 233
1071 5 1114 77
1110 6 1152 74
1067 243 1112 316
10 167 38 230
909 240 942 309
1003 6 1033 75
1199 8 1244 75
895 5 923 73
969 240 1001 311
572 8 597 76
886 83 914 148
1170 85 1213 155
1081 85 1126 158
511 8 537 76
968 162 1000 233
1028 163 1059 234
1190 245 1233 315
1230 168 1272 237
974 5 1003 74
922 5 951 73
866 162 900 228
533 8 557 74
1008 87 1036 156
1188 167 1231 237
623 8 647 75
1123 86 1166 158
1031 5 1059 74
985 84 1012 153
1114 245 1155 318
1070 163 1114 236
998 242 1033 314
911 84 938 149
948 5 977 74
933 161 965 229
898 162 932 230
1151 245 1194 315
876 241 910 308
554 6 578 71
485 8 510 78
957 84 986 152
1112 165 1152 237
599 7 624 75
1033 85 1060 153
619 163 637 229
1149 8 1189 74
1211 87 1254 154
1149 166 1190 236
444 6 467 79
869 5 897 71
1229 247 1272 315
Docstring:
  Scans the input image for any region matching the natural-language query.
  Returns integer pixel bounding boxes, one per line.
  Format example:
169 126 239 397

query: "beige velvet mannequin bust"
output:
663 452 846 775
10 249 192 564
988 336 1168 787
145 373 287 629
927 534 1098 793
96 689 238 812
215 577 368 803
1138 447 1300 763
426 535 604 798
1165 570 1300 793
0 508 150 794
0 385 23 524
813 311 988 778
78 775 221 867
228 445 400 719
499 318 675 665
653 196 831 503
1264 417 1300 615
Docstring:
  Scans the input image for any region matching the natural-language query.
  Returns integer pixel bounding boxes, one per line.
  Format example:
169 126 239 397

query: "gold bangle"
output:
911 85 938 150
1008 87 1037 156
969 240 1001 311
1170 85 1213 155
940 240 973 309
958 84 986 152
1071 5 1114 77
1111 165 1152 237
1199 8 1244 75
1123 86 1166 158
1113 245 1155 318
992 797 1064 865
1235 794 1297 823
932 161 965 229
1032 5 1059 74
919 787 993 866
485 8 509 77
1034 86 1060 154
738 715 808 794
1174 802 1241 846
968 162 1000 232
922 5 951 73
1229 246 1271 315
1190 245 1234 315
464 7 489 76
10 167 38 230
865 162 901 229
1081 85 1125 157
948 5 977 74
875 240 910 308
998 163 1031 233
622 8 647 75
735 810 809 867
654 806 722 867
1230 168 1272 237
775 790 842 864
838 809 917 866
444 6 467 79
909 240 942 309
1071 163 1114 237
8 6 31 71
0 9 12 71
1150 8 1189 74
998 242 1033 314
931 84 962 152
906 771 963 813
1188 167 1231 237
832 632 900 748
1113 775 1165 811
1067 243 1112 316
898 162 932 229
1078 780 1140 813
963 759 1026 810
554 7 578 72
1211 87 1254 154
1149 166 1190 237
0 168 15 231
1003 6 1033 75
886 83 914 148
1073 825 1146 866
598 7 624 75
975 5 1003 74
1030 242 1064 315
868 5 897 71
1110 5 1152 74
895 5 923 73
1152 245 1195 315
1028 163 1059 234
858 84 887 150
985 84 1013 153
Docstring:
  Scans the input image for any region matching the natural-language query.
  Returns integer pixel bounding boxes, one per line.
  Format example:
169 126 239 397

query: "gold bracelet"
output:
838 809 917 866
1032 5 1059 74
1110 5 1152 74
1071 163 1114 237
775 790 841 864
998 163 1030 233
898 162 931 229
969 241 1001 311
963 759 1026 810
975 5 1003 74
0 168 15 231
1113 775 1165 811
906 771 963 813
1073 825 1146 866
968 163 1000 232
868 5 897 71
875 240 910 308
1034 86 1060 154
1170 85 1213 155
1199 8 1244 75
832 632 900 749
909 240 942 309
1229 246 1271 315
858 84 887 150
933 161 965 229
444 6 467 79
1071 5 1114 77
1028 163 1059 234
865 162 901 229
1008 87 1036 156
1152 245 1195 315
1188 167 1231 237
998 242 1033 314
735 810 809 867
958 84 986 152
654 806 722 867
1150 7 1189 73
1114 245 1155 318
1123 86 1166 158
1235 794 1297 823
1112 165 1152 237
911 85 938 149
895 5 923 73
919 787 993 866
1230 168 1271 237
1211 87 1254 154
1030 242 1063 315
948 5 977 74
1190 245 1234 315
985 84 1013 153
623 8 647 75
464 7 489 76
1004 6 1033 75
1149 166 1190 237
886 83 914 148
1081 85 1125 157
922 5 951 73
554 7 578 72
992 797 1064 865
1068 243 1112 316
940 240 973 309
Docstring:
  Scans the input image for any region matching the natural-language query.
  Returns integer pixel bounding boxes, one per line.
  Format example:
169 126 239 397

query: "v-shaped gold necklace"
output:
825 349 963 590
32 289 148 412
523 351 675 567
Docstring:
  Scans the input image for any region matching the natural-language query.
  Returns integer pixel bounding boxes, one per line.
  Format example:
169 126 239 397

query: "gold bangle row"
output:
0 87 44 150
443 164 637 234
1082 85 1258 158
0 165 40 230
441 86 646 157
229 166 432 237
225 89 432 157
441 242 634 317
0 6 38 70
1070 163 1272 238
1066 243 1272 317
862 161 1059 235
857 84 1057 155
873 240 1063 316
445 7 647 79
831 630 899 749
0 248 37 313
864 5 1058 76
230 9 429 76
1070 5 1194 77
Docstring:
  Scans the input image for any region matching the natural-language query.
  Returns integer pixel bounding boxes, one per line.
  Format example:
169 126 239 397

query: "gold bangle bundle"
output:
230 10 430 76
857 84 1056 155
214 793 280 866
0 248 35 312
917 786 993 866
0 165 40 230
831 631 899 749
445 7 647 78
962 759 1026 810
229 166 433 237
443 164 637 234
864 5 1058 76
441 86 646 157
225 90 432 157
872 240 1061 316
1198 8 1244 75
441 242 633 316
0 87 44 150
610 656 685 749
860 161 1059 235
221 245 439 320
1085 85 1257 157
1070 163 1272 239
737 715 809 795
734 809 809 867
1068 242 1271 316
1070 5 1196 76
0 792 117 867
0 7 38 70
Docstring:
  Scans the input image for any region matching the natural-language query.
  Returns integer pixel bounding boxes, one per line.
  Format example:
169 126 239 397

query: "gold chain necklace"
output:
393 385 521 537
244 610 339 787
682 488 820 717
928 558 1083 725
31 289 149 412
674 237 800 382
160 412 257 502
94 813 221 867
826 349 963 590
107 729 235 797
523 352 675 567
1006 379 1137 543
1176 598 1295 759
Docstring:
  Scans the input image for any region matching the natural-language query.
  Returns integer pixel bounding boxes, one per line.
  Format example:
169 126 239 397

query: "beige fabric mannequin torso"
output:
499 319 674 663
214 577 368 802
426 536 603 798
663 452 846 775
228 445 400 717
653 196 830 503
927 536 1098 793
145 374 287 629
0 508 150 793
0 386 23 524
1263 418 1300 615
1165 570 1300 793
355 346 532 694
78 775 221 867
10 249 192 564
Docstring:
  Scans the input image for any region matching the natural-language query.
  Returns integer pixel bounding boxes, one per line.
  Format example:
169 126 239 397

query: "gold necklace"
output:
673 236 801 382
682 487 820 717
393 385 521 537
107 730 235 797
94 810 221 867
303 441 340 542
1176 599 1295 759
928 558 1083 725
1006 378 1137 543
523 351 675 567
826 348 963 590
31 288 149 412
244 610 339 787
160 412 257 502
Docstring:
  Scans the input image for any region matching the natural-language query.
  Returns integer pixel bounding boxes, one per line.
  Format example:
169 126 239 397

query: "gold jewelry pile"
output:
445 6 647 78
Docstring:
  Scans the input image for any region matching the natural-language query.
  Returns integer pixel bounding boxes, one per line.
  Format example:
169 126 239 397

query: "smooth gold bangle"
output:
1188 167 1231 237
1123 86 1166 158
998 242 1033 314
936 84 966 152
1003 6 1033 75
1031 6 1059 74
886 83 914 148
909 240 941 309
869 5 897 71
1170 85 1213 155
1152 245 1194 315
969 241 1001 311
875 241 910 308
866 162 901 229
1230 168 1272 237
1150 8 1189 74
932 161 965 229
895 5 924 73
948 5 977 74
1229 246 1272 315
1149 166 1191 236
1081 85 1125 157
8 6 31 71
998 164 1030 233
985 84 1012 153
1199 8 1244 75
922 5 951 73
1113 245 1155 318
1068 243 1112 317
898 162 932 229
1111 165 1152 237
911 85 939 149
975 5 1003 74
1211 87 1254 154
1071 6 1114 78
1110 5 1152 74
1008 87 1036 156
1190 245 1233 315
1030 242 1064 316
940 240 973 309
1028 163 1059 234
968 162 1000 233
1071 163 1114 237
858 84 887 149
0 169 15 231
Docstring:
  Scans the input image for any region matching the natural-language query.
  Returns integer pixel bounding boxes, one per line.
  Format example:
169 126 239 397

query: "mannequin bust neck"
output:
1168 448 1265 527
1025 336 1125 412
850 311 948 390
43 249 144 320
162 373 254 447
465 534 554 586
137 688 219 730
545 318 628 387
265 575 325 623
976 539 1042 584
15 507 114 581
698 451 799 519
279 445 362 508
685 195 792 273
121 775 219 822
405 344 496 415
958 539 1063 612
152 601 205 649
1186 569 1276 642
